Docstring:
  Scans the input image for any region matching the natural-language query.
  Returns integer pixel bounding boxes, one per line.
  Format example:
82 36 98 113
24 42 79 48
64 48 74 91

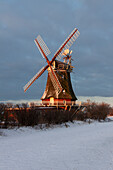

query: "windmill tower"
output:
24 28 80 107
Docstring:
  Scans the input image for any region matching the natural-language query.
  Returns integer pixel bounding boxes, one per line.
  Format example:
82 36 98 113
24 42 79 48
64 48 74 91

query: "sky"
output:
0 0 113 101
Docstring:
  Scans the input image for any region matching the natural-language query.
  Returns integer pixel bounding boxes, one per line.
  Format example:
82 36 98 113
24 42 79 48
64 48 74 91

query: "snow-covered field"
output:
0 121 113 170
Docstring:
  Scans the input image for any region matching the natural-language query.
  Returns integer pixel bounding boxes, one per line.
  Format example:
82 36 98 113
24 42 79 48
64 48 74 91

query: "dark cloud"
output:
0 0 113 100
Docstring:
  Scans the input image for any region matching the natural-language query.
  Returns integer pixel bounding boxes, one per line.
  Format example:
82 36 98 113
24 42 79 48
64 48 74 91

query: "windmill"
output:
24 28 80 107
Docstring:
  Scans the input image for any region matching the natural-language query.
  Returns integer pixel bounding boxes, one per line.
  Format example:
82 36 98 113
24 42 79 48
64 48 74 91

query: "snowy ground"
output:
0 121 113 170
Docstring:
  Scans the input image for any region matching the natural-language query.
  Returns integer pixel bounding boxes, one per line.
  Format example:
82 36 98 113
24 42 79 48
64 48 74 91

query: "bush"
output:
85 101 110 121
109 107 113 116
0 101 111 128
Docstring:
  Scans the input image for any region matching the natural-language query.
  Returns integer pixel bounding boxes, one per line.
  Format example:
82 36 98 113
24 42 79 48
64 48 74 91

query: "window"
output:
63 89 65 93
58 64 64 69
63 100 66 105
61 75 64 79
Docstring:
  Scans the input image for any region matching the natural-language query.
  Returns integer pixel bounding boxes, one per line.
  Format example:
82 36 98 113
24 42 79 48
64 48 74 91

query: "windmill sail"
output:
23 66 45 92
49 70 63 95
34 34 63 95
53 28 80 60
34 35 51 58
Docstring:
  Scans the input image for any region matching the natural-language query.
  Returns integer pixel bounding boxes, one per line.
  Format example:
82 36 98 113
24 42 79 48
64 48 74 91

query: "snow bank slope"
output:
0 122 113 170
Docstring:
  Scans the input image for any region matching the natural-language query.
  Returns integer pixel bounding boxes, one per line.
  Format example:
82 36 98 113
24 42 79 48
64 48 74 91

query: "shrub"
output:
0 101 111 128
85 101 110 121
109 107 113 116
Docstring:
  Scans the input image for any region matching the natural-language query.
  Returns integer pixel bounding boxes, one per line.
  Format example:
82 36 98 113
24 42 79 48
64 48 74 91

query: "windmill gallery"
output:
24 28 80 109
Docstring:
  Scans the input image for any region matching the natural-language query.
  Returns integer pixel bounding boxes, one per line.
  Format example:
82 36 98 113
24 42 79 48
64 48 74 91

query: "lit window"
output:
63 89 65 93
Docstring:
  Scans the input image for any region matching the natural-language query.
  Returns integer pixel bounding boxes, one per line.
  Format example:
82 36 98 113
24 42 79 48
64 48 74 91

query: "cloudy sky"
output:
0 0 113 100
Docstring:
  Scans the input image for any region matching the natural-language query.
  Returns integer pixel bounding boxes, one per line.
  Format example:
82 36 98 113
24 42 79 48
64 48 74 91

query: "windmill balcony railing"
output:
28 100 82 108
42 100 76 106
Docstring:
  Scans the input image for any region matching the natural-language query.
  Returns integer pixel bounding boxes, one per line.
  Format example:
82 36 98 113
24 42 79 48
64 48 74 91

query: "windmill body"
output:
23 28 80 107
41 60 77 106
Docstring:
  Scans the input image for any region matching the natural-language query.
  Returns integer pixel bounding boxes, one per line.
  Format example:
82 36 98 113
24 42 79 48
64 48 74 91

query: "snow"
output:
0 121 113 170
107 116 113 121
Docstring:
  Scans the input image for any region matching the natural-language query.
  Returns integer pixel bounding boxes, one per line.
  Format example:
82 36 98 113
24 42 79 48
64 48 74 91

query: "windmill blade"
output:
34 35 63 94
52 28 80 61
24 66 47 92
49 70 63 95
34 36 63 94
34 35 51 58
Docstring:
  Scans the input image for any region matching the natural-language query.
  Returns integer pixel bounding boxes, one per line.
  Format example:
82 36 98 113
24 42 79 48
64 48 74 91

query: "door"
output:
50 97 54 105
